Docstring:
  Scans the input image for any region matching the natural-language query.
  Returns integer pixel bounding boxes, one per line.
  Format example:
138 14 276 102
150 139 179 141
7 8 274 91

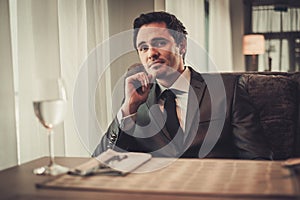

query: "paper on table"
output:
68 149 152 176
282 157 300 168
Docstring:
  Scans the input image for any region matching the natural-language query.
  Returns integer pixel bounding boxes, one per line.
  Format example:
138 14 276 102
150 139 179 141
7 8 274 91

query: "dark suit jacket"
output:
93 67 273 159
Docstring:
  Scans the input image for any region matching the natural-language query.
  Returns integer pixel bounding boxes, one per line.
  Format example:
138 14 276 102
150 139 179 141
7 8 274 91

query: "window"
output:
245 0 300 71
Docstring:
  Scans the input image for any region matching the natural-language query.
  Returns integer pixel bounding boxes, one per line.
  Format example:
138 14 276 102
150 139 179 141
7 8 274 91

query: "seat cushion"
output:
239 74 298 160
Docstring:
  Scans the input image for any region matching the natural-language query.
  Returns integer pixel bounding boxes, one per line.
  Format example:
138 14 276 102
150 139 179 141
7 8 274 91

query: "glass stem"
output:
48 129 55 166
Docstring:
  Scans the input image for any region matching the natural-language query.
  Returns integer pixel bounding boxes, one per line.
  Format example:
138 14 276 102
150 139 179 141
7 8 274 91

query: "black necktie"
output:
161 89 184 145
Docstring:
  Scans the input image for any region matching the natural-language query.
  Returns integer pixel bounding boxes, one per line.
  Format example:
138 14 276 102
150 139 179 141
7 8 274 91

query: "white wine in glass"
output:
32 78 68 176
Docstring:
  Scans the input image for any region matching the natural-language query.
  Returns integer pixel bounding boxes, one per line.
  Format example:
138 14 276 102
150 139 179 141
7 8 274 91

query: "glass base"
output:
33 163 69 176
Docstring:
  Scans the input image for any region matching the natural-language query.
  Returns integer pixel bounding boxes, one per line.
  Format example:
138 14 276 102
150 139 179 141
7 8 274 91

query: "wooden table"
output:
0 157 299 200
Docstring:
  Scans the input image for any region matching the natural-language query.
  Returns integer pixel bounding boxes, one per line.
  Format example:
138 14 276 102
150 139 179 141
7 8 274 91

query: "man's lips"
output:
149 60 165 69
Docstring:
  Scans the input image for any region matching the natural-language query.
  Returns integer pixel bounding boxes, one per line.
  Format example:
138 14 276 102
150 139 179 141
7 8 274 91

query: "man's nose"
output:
148 47 160 60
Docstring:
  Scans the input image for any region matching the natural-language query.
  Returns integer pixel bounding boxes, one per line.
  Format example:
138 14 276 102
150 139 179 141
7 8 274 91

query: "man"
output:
93 11 273 159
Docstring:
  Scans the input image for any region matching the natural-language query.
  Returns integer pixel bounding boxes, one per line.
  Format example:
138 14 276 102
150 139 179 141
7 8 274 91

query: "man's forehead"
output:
136 24 173 44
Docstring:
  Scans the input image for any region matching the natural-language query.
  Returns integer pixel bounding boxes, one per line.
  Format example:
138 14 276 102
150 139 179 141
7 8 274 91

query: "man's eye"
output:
153 40 167 48
157 41 167 47
139 46 149 52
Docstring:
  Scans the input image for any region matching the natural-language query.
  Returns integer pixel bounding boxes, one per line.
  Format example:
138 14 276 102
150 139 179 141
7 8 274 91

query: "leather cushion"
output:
239 74 298 160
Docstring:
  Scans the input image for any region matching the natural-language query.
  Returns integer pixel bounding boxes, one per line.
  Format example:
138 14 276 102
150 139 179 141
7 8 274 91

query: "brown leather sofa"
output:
94 67 300 160
221 72 300 160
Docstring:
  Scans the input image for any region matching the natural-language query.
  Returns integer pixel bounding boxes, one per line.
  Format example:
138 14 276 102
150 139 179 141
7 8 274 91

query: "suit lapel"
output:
184 68 207 145
146 82 160 107
136 83 161 126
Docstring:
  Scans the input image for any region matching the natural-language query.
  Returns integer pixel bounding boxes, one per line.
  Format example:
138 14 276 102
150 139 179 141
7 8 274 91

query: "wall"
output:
107 0 154 103
0 0 18 170
230 0 245 71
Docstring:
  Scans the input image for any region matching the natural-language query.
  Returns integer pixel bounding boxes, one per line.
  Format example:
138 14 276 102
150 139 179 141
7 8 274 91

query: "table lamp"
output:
243 34 265 71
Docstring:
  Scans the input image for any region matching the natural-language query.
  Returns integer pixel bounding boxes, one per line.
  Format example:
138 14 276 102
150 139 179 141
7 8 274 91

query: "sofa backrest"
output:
240 73 300 160
220 72 300 160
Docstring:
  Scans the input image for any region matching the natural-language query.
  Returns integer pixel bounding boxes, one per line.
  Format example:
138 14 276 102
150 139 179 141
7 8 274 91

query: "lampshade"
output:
243 34 265 55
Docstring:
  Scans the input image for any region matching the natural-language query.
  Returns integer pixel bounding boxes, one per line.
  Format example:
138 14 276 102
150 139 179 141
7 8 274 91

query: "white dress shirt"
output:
157 67 191 132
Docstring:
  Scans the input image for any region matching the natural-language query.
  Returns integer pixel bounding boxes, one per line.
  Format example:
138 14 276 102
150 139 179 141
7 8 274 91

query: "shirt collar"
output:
157 67 191 94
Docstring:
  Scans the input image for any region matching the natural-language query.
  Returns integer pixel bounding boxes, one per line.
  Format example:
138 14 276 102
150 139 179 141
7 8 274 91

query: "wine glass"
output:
32 78 69 176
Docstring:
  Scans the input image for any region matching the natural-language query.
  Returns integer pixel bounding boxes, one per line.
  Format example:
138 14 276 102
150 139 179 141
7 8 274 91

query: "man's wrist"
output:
121 112 137 120
120 102 139 117
117 108 137 131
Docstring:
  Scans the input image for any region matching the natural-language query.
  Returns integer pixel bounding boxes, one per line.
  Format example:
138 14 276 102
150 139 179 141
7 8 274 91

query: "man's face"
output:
136 22 185 81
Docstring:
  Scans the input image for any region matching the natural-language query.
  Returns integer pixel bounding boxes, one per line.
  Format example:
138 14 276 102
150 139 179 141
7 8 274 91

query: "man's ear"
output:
179 39 187 55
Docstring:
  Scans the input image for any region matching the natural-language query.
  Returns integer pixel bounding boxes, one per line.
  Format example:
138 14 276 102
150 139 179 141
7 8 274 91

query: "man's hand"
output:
121 72 153 117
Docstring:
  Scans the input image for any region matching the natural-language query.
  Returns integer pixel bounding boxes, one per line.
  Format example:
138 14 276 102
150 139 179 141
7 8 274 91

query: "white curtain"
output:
166 0 233 72
57 0 111 157
253 6 300 33
165 0 206 71
166 0 205 48
208 0 233 72
0 0 110 170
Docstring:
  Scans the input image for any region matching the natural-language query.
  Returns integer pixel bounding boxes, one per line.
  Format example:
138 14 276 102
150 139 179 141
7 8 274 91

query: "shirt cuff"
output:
117 109 137 131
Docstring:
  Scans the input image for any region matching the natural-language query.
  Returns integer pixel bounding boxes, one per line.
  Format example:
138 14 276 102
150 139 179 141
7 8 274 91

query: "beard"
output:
147 64 182 86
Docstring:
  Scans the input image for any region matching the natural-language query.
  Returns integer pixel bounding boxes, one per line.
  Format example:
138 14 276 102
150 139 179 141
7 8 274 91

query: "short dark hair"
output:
133 11 188 50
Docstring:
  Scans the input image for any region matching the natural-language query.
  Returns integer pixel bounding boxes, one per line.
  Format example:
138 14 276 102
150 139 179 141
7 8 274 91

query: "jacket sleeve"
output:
231 76 273 160
92 117 119 157
92 116 138 157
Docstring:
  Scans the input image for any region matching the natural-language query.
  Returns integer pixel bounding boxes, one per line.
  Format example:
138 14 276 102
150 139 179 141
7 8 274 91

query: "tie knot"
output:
160 89 176 101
